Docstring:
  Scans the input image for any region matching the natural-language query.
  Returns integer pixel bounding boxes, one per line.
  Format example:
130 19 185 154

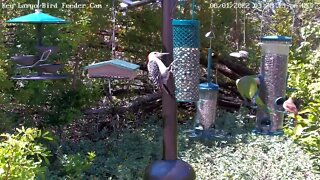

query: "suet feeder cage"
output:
172 0 200 102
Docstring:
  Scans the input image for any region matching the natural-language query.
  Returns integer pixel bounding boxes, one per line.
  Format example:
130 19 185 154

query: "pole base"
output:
144 160 196 180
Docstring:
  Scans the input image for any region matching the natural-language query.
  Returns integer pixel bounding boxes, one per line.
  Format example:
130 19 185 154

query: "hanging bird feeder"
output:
6 1 68 80
84 0 140 96
191 28 220 138
84 59 140 79
254 3 294 135
172 0 200 102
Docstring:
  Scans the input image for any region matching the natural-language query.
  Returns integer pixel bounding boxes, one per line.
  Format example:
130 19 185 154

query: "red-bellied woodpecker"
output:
147 51 175 100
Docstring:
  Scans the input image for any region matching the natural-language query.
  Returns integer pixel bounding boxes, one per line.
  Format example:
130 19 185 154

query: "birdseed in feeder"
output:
257 53 288 132
173 47 200 102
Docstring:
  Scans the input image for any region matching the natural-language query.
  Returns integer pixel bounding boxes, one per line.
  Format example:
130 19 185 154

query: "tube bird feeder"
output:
254 3 294 135
255 35 292 134
172 0 200 102
191 31 219 138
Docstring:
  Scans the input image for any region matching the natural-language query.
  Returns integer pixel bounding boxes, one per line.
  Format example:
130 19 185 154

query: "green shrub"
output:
0 127 52 180
285 100 320 173
182 136 318 179
46 84 101 126
44 118 319 179
46 151 96 180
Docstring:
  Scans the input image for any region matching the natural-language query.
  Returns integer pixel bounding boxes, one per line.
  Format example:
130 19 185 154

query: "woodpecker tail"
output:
161 84 176 100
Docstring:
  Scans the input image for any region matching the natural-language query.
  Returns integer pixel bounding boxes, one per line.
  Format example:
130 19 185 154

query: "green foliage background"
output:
0 0 319 178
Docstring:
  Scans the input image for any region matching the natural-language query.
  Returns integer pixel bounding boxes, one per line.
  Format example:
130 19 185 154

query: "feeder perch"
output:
255 35 292 135
172 20 200 102
11 49 68 80
84 59 140 80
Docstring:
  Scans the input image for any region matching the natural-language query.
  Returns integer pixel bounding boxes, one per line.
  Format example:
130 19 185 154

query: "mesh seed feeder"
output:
172 0 200 102
255 4 294 135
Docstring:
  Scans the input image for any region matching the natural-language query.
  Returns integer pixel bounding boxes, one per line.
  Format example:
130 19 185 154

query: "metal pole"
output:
36 24 42 46
162 0 177 160
207 48 212 83
144 1 196 179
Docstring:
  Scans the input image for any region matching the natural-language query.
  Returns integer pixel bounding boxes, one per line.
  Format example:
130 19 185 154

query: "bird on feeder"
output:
236 75 270 113
283 97 298 125
147 51 175 99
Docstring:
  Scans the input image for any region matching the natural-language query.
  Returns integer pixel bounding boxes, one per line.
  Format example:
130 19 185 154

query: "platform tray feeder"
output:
11 74 68 80
10 48 67 80
84 59 140 80
7 5 68 81
254 35 292 135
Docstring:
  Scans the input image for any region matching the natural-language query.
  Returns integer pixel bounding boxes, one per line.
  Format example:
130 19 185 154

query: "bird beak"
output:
158 52 170 56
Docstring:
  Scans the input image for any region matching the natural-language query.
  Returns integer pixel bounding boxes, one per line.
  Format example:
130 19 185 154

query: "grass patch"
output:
45 110 319 179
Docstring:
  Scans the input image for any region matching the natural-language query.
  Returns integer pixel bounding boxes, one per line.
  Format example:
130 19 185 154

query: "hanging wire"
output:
36 0 41 11
111 0 117 59
235 0 239 50
108 0 118 96
207 6 218 85
209 8 214 49
260 3 295 39
243 9 246 48
191 0 195 19
172 0 196 19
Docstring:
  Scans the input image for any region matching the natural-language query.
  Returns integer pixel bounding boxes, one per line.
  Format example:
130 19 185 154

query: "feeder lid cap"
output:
260 36 292 42
199 82 219 90
6 11 67 24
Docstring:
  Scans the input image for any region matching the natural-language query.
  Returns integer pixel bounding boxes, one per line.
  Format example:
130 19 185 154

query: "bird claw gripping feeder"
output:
172 0 200 102
253 3 294 135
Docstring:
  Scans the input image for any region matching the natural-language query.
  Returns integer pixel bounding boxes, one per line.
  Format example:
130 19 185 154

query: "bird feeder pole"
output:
144 0 196 179
161 0 177 161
